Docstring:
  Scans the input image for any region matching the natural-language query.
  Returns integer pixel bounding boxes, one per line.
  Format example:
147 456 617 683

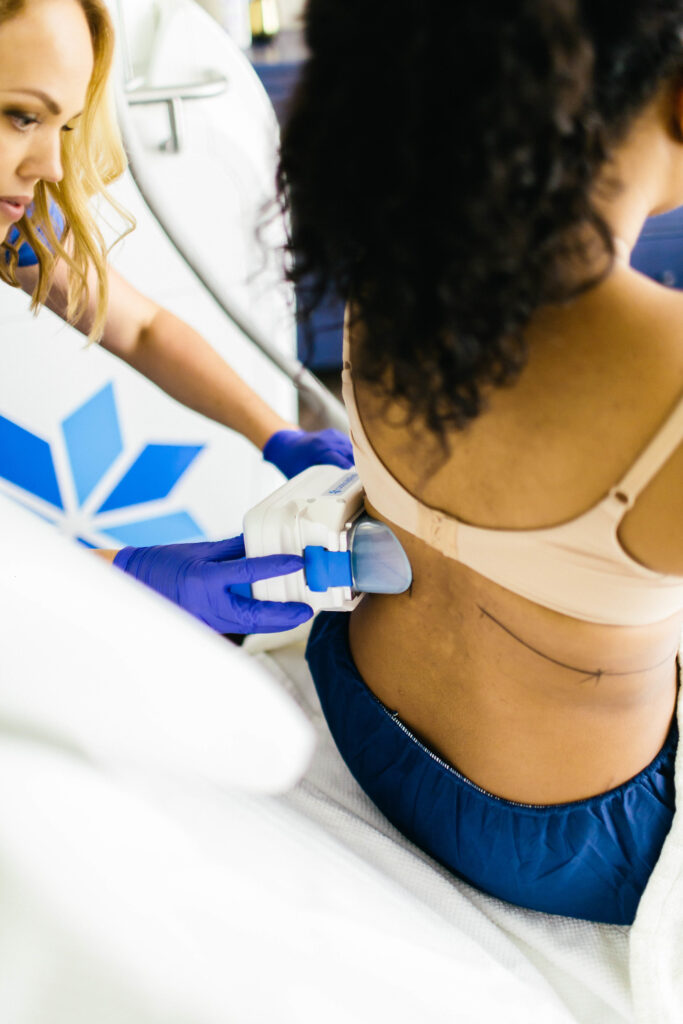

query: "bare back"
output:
349 263 683 804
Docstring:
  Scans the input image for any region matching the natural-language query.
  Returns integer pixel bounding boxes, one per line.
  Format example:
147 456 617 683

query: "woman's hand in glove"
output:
263 428 354 479
113 535 312 634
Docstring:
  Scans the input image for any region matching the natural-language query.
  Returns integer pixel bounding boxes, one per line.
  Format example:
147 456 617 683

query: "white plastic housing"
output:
243 465 364 612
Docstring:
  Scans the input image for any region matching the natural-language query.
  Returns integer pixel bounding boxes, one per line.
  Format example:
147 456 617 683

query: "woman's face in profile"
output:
0 0 93 238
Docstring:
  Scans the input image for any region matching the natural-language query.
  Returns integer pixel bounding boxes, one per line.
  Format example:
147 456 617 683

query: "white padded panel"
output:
0 493 314 791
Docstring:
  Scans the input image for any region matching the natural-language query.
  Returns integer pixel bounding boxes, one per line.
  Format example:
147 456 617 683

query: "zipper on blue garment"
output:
375 698 548 810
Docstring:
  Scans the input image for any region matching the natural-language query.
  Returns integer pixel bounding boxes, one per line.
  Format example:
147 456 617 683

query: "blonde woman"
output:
0 0 350 632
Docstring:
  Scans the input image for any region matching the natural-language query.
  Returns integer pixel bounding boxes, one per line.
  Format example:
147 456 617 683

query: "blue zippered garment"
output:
5 201 65 266
306 611 677 925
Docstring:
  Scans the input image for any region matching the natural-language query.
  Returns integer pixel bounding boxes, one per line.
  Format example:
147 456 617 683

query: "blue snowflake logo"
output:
0 383 207 547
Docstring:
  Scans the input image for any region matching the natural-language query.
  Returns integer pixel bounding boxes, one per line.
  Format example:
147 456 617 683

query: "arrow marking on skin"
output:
477 605 676 684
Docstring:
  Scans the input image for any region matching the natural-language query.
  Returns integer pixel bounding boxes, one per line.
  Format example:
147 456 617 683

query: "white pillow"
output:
0 493 314 792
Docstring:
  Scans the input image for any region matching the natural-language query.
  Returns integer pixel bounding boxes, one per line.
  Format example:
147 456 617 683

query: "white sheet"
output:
0 722 578 1024
1 616 678 1022
629 672 683 1024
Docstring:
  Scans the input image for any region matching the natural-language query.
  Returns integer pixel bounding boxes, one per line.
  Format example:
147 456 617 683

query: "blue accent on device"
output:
62 383 123 506
97 443 204 513
304 546 353 592
101 511 205 547
0 381 208 550
326 471 358 495
0 414 63 508
229 582 253 599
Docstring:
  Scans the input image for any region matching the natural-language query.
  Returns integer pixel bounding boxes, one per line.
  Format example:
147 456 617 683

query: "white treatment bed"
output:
0 496 680 1024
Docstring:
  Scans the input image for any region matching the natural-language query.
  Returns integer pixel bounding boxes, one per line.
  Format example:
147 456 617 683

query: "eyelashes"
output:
4 110 76 133
5 110 40 131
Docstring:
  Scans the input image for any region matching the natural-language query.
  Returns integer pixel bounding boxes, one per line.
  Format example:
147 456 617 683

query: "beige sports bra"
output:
342 331 683 627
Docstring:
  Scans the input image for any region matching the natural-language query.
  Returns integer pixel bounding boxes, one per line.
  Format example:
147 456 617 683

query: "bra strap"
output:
341 314 462 553
609 393 683 508
345 311 682 520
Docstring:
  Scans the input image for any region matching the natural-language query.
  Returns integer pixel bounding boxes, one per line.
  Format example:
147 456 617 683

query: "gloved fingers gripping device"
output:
243 465 412 612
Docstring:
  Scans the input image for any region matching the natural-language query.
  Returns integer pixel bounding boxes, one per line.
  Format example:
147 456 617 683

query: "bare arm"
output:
92 549 117 563
16 261 297 450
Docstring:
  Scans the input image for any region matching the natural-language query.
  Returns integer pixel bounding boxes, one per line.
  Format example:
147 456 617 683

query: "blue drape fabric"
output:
306 611 677 925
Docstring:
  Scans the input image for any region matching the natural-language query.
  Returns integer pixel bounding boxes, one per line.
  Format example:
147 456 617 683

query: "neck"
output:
612 235 633 264
600 185 657 258
593 132 675 258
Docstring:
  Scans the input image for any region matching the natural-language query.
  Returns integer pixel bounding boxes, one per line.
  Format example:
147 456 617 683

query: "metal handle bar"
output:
125 76 228 105
125 76 228 153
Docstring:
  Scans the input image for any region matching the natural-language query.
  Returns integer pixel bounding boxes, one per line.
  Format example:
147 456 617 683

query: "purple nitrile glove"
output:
263 428 354 479
113 534 312 634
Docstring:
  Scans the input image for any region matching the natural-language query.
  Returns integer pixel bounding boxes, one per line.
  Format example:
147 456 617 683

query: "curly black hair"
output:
277 0 683 437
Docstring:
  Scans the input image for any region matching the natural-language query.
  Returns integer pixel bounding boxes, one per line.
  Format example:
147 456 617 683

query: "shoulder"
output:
612 264 683 360
352 266 683 536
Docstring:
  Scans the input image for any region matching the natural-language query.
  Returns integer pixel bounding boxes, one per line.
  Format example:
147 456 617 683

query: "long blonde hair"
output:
0 0 133 340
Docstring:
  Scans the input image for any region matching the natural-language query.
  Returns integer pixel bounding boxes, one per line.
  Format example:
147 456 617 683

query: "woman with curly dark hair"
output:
279 0 683 926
